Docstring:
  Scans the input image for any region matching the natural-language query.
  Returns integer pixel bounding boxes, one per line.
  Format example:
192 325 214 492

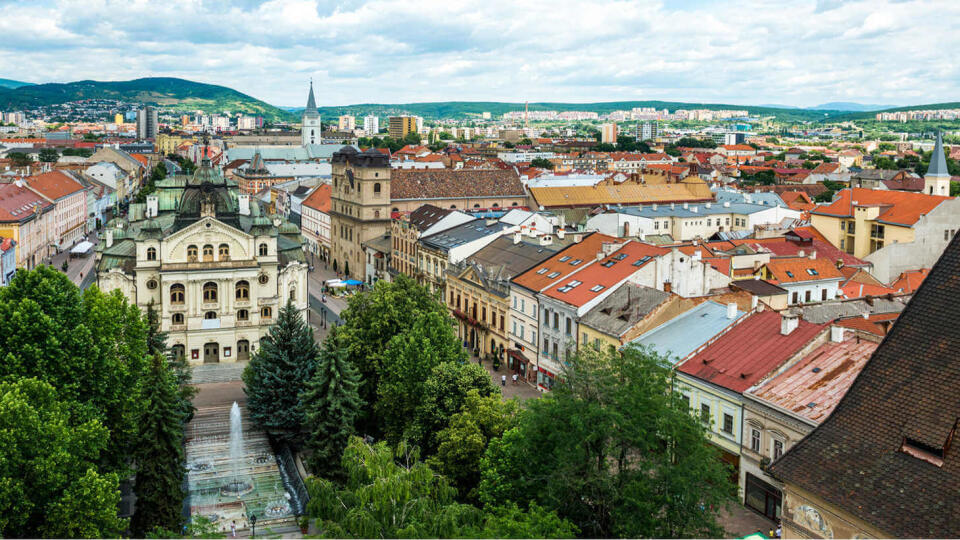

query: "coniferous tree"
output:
243 300 318 442
146 300 195 422
131 354 186 537
300 343 363 477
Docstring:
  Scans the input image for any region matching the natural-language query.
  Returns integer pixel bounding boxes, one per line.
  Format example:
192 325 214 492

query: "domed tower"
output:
329 146 391 281
301 81 321 146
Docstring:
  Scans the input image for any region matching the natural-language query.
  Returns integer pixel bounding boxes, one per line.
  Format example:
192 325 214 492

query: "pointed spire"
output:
927 130 950 178
305 80 318 113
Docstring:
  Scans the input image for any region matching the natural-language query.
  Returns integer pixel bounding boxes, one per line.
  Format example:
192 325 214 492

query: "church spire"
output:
927 130 950 178
305 80 318 114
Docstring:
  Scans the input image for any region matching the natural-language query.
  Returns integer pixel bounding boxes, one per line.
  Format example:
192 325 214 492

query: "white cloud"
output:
0 0 957 107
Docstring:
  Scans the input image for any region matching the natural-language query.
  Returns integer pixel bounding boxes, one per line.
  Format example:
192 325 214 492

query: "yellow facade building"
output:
388 116 417 140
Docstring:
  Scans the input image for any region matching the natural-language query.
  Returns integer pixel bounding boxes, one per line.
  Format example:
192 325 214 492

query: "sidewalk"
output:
42 230 98 287
469 351 542 401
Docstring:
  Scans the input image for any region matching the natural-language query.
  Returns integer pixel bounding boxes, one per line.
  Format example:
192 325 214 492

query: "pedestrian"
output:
501 374 506 386
512 373 518 385
775 522 782 538
230 521 237 537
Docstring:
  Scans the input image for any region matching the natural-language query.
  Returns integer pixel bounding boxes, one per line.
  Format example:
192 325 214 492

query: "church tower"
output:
924 131 951 196
301 81 321 146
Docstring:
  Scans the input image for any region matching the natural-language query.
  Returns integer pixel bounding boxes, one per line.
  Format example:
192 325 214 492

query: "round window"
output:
146 279 159 290
258 274 269 285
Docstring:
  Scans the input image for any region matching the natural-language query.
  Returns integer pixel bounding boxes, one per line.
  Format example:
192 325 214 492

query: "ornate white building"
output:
96 154 308 365
301 82 321 146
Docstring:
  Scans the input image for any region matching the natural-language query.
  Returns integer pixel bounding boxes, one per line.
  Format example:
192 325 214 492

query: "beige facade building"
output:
96 156 307 365
329 147 392 281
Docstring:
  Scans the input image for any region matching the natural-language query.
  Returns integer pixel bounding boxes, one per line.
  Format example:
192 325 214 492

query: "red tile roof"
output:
748 333 876 424
511 232 618 293
0 182 53 222
130 153 149 167
679 310 827 393
541 241 668 307
301 184 331 213
765 256 844 283
812 188 951 227
835 312 900 336
26 171 85 201
0 237 14 251
889 268 929 293
840 281 898 299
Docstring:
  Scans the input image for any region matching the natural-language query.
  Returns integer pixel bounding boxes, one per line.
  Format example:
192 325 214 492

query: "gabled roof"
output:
679 310 827 393
408 204 453 231
390 169 525 200
630 300 746 363
579 283 672 338
812 188 952 227
889 268 929 293
0 182 53 222
301 184 331 213
511 232 615 292
769 225 960 538
541 241 667 308
26 170 86 201
766 256 844 283
747 331 876 424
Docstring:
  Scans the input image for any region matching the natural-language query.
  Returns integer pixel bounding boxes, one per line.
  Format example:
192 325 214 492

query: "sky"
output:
0 0 958 108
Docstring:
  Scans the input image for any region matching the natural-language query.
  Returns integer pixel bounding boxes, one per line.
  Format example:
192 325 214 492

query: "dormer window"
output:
146 247 157 261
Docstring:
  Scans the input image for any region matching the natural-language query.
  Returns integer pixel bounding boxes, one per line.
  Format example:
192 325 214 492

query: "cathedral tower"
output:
924 131 951 196
301 81 321 146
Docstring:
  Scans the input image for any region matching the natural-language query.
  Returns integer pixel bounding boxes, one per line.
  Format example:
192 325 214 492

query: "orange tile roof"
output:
26 171 85 201
812 188 951 227
765 256 844 283
541 241 668 307
834 312 900 336
130 153 149 166
511 232 618 292
841 281 898 299
301 184 331 213
889 268 929 293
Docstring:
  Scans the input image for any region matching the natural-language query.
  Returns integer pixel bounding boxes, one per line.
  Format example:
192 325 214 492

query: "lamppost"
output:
250 514 257 538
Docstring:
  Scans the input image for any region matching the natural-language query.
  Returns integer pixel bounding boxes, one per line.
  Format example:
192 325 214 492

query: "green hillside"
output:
826 102 960 122
0 78 33 89
306 100 841 122
0 77 294 121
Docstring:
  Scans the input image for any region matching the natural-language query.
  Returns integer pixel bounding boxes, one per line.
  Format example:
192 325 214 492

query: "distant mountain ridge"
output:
0 77 292 121
808 102 895 112
0 78 33 89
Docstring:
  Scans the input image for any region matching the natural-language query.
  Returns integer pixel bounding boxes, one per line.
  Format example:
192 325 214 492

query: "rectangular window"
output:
792 291 798 304
701 403 711 424
553 313 559 329
582 332 588 344
822 289 828 301
519 325 524 339
565 318 572 336
513 296 517 308
512 321 517 336
751 429 761 452
531 330 536 345
773 440 784 460
805 290 812 303
520 298 525 313
722 413 734 434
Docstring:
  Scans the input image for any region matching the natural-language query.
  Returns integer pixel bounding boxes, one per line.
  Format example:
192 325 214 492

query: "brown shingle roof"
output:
390 169 525 201
769 231 960 538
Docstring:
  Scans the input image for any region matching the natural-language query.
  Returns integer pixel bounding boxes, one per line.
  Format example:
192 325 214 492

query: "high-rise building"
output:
136 106 158 140
363 115 379 135
114 113 124 125
388 116 417 139
640 121 659 141
181 115 190 127
338 115 356 131
600 122 617 144
301 82 321 146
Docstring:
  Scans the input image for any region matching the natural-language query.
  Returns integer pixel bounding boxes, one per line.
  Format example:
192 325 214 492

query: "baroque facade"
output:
95 154 308 365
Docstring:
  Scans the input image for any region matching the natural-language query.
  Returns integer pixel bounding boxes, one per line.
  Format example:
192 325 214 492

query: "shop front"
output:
745 472 782 521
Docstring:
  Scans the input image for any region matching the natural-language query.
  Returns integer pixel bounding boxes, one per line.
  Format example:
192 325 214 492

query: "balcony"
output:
258 296 279 306
169 303 187 312
201 301 219 310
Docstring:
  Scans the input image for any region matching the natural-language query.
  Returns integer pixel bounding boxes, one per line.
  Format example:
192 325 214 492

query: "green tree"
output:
300 344 364 478
428 390 519 502
8 152 32 166
243 300 318 443
531 157 554 169
477 345 735 538
402 132 422 146
131 355 187 537
329 274 450 436
306 437 574 539
377 310 466 444
0 377 126 538
741 169 776 185
408 361 498 456
802 160 818 169
675 137 717 149
147 300 195 423
0 266 148 474
39 147 60 162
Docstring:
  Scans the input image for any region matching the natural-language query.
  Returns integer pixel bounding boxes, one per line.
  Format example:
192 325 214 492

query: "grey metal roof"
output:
226 144 343 162
580 283 672 338
799 296 910 324
629 301 746 363
620 200 780 219
715 188 785 206
731 279 788 296
927 131 950 178
420 219 510 252
464 236 561 282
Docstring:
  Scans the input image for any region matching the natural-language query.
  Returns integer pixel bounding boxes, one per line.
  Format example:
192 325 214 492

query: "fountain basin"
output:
220 480 254 498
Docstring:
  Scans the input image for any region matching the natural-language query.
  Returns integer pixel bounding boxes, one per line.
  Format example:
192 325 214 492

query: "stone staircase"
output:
190 361 249 384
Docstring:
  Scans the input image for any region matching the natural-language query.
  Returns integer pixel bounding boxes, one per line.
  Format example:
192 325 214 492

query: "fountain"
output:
220 402 254 497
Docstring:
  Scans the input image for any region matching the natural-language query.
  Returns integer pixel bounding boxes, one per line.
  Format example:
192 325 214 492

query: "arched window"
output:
261 306 273 319
172 313 184 325
202 282 218 302
373 182 381 194
237 309 249 321
218 243 230 260
259 243 268 256
204 311 217 320
450 205 457 209
492 203 500 208
171 344 185 359
511 201 518 206
170 283 185 304
202 244 214 262
392 207 399 212
473 203 480 208
187 245 198 262
146 247 157 261
236 280 250 300
374 210 380 219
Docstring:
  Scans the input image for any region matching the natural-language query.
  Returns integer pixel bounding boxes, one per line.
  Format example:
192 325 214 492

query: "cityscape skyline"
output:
1 0 958 108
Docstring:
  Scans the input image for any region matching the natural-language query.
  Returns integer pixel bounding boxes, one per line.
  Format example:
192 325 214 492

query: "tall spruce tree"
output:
145 300 195 422
243 300 318 442
300 343 363 478
131 354 186 537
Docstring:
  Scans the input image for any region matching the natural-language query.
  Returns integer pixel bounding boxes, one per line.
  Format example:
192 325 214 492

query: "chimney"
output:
540 234 552 245
726 302 737 319
683 202 689 209
106 229 114 248
652 203 658 210
557 228 565 239
809 250 817 260
513 232 521 244
705 202 712 209
780 310 800 336
693 249 702 261
663 281 672 293
238 194 250 216
146 195 158 218
830 326 845 343
723 201 730 208
798 249 805 257
602 242 621 256
751 295 759 309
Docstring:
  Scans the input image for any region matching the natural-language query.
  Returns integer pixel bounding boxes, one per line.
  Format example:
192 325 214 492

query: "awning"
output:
343 279 363 286
70 241 94 254
325 279 346 287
